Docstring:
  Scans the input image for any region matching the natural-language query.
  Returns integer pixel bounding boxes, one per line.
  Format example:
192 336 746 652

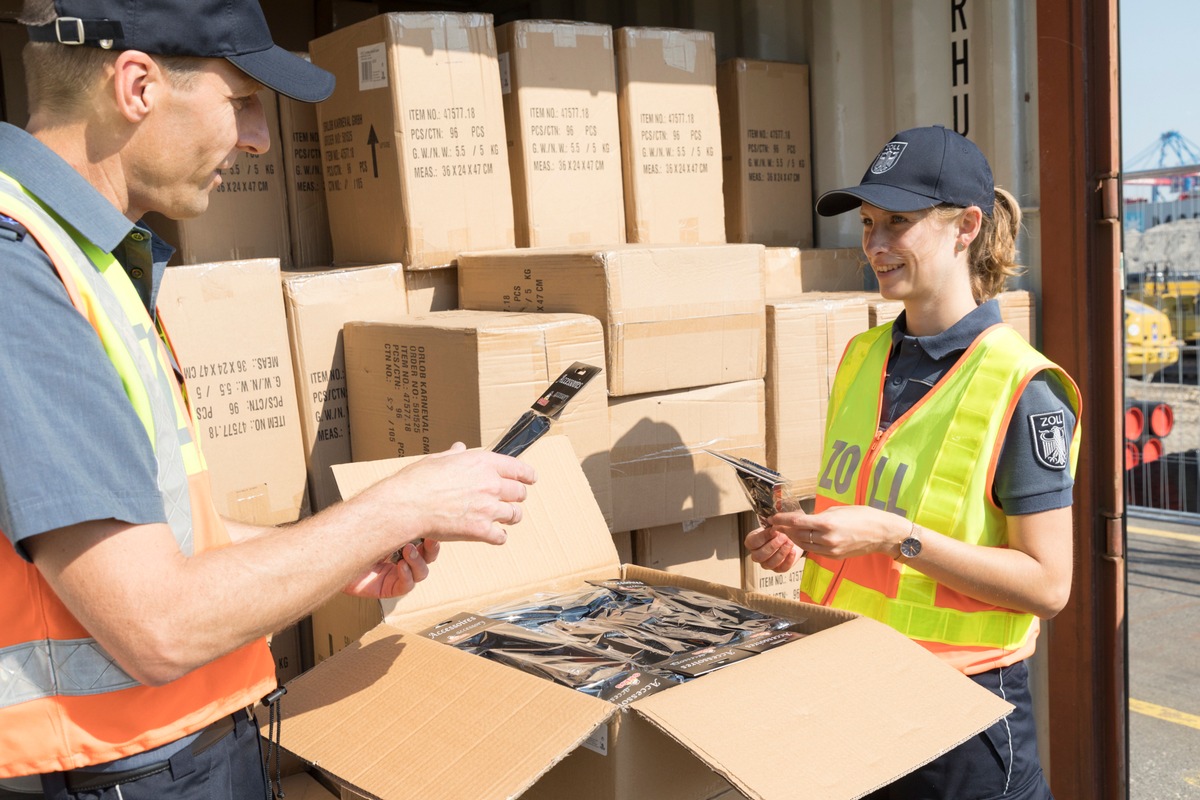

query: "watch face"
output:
900 537 922 559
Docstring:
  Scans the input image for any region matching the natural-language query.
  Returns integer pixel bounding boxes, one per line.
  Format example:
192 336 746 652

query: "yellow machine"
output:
1124 296 1181 379
1130 269 1200 345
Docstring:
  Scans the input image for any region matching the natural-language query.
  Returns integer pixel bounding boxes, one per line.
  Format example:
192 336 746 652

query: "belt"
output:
60 712 240 793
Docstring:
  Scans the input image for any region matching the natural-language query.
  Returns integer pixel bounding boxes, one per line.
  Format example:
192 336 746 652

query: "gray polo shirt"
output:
0 123 174 558
881 300 1077 516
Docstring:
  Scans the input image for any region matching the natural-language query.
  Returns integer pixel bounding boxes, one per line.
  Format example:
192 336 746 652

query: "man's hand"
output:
343 539 441 598
367 442 538 547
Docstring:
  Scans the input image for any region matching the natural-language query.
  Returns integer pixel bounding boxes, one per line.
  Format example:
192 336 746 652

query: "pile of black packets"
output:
420 580 806 706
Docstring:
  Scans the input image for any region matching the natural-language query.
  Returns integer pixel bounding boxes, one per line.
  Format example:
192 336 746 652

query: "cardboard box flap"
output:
276 624 616 800
627 617 1013 800
331 436 619 628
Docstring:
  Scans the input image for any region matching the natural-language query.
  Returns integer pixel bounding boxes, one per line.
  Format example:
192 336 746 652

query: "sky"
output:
1119 0 1200 170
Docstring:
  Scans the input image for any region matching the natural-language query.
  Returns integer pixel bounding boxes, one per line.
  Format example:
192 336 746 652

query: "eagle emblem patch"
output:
870 142 907 174
1029 411 1068 470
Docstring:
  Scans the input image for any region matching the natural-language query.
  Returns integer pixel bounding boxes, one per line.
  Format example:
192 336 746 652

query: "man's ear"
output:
111 50 163 123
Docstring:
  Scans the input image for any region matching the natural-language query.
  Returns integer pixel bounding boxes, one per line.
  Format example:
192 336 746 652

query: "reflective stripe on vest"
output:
0 640 139 707
802 321 1082 665
0 172 276 777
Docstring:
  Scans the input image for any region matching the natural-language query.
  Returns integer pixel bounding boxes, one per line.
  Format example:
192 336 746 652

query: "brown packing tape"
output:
618 311 763 340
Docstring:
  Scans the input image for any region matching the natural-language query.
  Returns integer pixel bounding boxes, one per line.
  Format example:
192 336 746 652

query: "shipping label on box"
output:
343 310 612 525
158 259 308 524
282 265 411 512
146 93 291 267
718 59 813 248
310 13 515 268
278 75 334 268
616 28 725 245
458 243 765 396
497 20 625 248
609 380 765 532
765 295 869 494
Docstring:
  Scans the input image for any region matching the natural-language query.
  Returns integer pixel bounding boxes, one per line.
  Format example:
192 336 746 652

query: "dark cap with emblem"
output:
25 0 334 103
815 125 994 217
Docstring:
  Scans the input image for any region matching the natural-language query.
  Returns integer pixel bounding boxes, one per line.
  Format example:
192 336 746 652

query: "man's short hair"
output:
23 43 202 118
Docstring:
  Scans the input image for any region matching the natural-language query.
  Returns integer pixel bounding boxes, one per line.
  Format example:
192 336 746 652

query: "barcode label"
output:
357 43 388 91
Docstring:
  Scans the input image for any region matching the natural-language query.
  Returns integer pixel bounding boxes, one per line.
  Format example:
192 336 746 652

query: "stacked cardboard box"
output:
341 309 612 525
616 28 725 244
718 59 813 248
609 379 765 533
158 258 309 525
458 244 765 396
633 514 743 588
867 294 906 327
281 265 414 513
764 246 867 299
999 288 1036 343
310 13 515 268
497 20 625 248
278 77 334 269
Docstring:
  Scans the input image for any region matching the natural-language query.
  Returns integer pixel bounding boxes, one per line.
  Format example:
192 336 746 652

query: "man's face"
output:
126 58 268 220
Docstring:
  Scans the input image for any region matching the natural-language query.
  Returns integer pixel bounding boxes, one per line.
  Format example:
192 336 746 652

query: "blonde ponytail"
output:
968 187 1024 302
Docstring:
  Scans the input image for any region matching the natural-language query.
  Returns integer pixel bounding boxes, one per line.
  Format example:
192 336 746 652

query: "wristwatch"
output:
898 524 922 560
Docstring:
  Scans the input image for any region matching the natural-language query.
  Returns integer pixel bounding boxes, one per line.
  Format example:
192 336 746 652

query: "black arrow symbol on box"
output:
367 125 379 178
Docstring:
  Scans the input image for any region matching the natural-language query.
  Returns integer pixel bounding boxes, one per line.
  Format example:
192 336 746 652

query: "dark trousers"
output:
866 660 1053 800
1 711 269 800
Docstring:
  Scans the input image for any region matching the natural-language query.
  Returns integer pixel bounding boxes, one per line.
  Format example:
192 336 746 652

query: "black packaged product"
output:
705 450 803 523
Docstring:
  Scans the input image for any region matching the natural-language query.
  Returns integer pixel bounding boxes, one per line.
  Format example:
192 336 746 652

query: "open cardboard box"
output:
268 436 1010 800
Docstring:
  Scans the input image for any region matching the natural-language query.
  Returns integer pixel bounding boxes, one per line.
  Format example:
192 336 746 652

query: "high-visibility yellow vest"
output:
801 321 1081 675
0 172 276 778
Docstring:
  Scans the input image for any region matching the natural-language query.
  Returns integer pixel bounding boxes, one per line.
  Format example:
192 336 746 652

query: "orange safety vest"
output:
0 173 276 778
801 321 1082 675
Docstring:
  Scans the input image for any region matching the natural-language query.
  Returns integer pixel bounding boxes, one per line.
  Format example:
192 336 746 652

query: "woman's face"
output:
859 202 963 302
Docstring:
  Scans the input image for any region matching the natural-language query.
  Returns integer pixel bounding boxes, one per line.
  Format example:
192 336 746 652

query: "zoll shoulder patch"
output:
1028 410 1069 470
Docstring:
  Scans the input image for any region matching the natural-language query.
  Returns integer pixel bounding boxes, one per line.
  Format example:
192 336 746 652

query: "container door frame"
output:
1037 1 1127 798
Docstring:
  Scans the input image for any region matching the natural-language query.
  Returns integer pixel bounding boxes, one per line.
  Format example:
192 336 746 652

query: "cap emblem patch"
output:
1029 411 1068 470
870 142 908 174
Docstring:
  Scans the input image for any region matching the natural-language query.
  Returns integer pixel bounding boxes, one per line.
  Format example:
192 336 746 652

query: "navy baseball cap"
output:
26 0 334 103
815 125 995 216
